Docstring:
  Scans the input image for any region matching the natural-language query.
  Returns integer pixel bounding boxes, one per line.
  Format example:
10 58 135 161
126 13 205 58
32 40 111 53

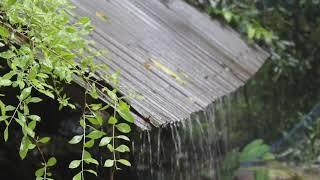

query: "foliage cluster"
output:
280 117 320 164
0 0 134 179
186 0 320 153
221 139 275 180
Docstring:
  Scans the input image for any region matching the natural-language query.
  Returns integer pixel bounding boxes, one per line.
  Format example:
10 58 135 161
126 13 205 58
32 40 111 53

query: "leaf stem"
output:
112 101 118 169
32 138 47 180
7 100 22 127
81 90 88 180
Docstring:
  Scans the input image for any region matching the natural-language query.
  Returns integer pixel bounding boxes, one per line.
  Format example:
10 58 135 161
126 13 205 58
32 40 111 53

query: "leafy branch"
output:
0 0 135 179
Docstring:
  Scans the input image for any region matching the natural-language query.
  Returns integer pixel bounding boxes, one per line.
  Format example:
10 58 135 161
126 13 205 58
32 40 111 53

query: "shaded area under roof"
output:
72 0 269 129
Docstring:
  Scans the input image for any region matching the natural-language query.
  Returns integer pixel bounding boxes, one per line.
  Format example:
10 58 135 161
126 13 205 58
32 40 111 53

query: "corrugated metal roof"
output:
72 0 268 129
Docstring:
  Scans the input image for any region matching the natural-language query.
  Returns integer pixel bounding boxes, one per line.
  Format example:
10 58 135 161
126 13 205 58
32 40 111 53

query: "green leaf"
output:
116 123 131 133
117 101 134 123
89 84 99 99
0 79 12 86
0 116 9 122
28 120 37 130
69 160 81 169
47 157 57 167
107 89 117 101
38 89 54 99
223 10 233 22
83 150 92 159
78 17 90 24
108 116 117 125
0 100 6 116
38 137 51 144
28 115 41 122
84 169 97 176
107 144 114 152
89 103 101 111
99 137 112 147
4 127 8 142
68 135 83 144
24 126 35 138
84 139 95 148
239 139 272 162
117 159 131 167
87 114 103 126
72 172 81 180
0 51 15 59
19 136 31 160
247 25 256 39
6 105 15 111
87 130 105 140
19 87 32 101
35 167 45 177
115 145 130 153
84 157 99 165
104 159 114 167
116 135 130 141
29 97 42 103
0 26 9 38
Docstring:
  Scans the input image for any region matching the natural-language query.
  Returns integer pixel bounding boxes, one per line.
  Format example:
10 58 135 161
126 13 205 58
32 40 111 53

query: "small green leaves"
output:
117 159 131 167
29 97 42 103
87 114 103 126
69 160 81 169
115 145 130 153
89 84 99 99
104 159 114 167
116 135 130 141
4 127 8 142
89 103 102 111
78 17 90 24
47 157 57 167
239 139 274 163
85 169 98 176
99 137 112 147
0 100 6 116
28 115 41 122
116 123 131 133
84 157 99 165
247 24 256 40
19 135 32 160
0 26 9 38
38 137 51 144
0 1 134 178
35 167 45 177
117 101 134 123
0 79 12 86
108 116 117 125
69 135 83 144
87 130 105 140
107 89 117 101
38 89 55 99
73 172 82 180
107 144 114 152
222 10 233 22
19 87 32 101
84 139 95 148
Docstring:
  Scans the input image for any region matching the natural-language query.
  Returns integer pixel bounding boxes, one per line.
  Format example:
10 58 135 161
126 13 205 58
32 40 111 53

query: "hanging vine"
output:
0 0 134 179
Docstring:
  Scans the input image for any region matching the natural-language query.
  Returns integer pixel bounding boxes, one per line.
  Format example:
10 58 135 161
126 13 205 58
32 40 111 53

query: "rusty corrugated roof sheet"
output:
72 0 268 129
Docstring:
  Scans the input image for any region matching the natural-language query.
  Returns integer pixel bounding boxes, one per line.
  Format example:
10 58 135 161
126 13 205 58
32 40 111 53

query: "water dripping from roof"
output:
132 94 235 180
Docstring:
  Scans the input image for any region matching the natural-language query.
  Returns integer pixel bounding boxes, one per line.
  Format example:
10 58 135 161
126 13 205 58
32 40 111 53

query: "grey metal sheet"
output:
71 0 269 128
